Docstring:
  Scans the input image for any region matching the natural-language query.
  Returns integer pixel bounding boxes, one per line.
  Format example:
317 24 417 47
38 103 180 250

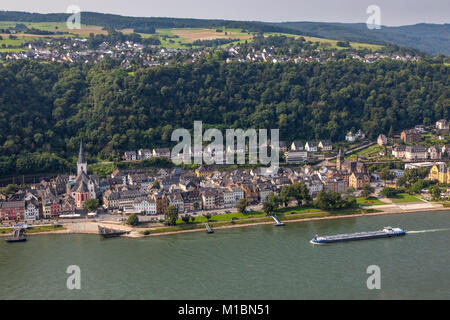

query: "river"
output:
1 210 450 300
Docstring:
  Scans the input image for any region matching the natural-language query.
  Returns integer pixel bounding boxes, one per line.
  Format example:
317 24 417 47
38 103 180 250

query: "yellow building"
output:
428 163 450 184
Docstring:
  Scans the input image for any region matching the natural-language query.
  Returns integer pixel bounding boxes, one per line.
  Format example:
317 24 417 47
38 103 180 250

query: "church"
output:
336 148 371 189
67 141 98 209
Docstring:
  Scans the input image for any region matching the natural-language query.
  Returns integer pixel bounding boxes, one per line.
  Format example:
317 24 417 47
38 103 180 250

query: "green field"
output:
357 197 386 206
0 21 384 52
390 193 421 203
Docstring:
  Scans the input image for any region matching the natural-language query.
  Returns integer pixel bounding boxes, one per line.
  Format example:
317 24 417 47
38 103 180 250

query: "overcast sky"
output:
2 0 449 26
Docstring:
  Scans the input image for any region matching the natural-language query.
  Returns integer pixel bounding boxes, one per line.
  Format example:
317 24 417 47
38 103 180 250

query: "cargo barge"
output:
311 227 406 244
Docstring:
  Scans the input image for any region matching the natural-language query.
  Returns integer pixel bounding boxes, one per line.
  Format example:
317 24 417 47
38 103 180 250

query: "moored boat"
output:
5 226 27 243
311 227 406 244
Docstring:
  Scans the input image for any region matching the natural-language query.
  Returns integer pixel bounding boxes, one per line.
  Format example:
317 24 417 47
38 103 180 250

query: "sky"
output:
1 0 449 26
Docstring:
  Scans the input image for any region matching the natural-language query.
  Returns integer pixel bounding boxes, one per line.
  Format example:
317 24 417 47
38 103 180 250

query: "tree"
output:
279 186 291 207
290 182 311 206
164 205 178 226
380 168 394 187
83 198 99 212
3 184 17 194
361 184 375 199
181 214 191 224
429 185 441 200
126 213 139 226
262 192 280 215
380 187 398 198
237 198 248 214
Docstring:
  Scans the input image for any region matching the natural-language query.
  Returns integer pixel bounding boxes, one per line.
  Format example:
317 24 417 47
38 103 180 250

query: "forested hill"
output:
0 11 307 35
273 22 450 56
0 59 448 176
0 11 449 55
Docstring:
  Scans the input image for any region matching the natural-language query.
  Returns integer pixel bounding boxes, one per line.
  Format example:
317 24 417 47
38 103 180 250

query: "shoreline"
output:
2 205 447 239
135 205 449 238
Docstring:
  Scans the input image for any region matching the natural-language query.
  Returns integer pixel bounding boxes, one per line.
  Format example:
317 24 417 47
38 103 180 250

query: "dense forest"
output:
0 58 448 176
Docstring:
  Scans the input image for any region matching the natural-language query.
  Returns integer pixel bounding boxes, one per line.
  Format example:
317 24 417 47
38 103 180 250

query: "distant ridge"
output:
0 11 448 55
272 21 450 55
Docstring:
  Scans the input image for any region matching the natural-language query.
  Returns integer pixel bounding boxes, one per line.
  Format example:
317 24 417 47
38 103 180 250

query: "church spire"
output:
78 140 86 164
77 140 87 176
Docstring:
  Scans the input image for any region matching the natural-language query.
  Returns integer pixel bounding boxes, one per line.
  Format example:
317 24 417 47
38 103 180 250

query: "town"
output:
0 119 449 229
0 31 423 68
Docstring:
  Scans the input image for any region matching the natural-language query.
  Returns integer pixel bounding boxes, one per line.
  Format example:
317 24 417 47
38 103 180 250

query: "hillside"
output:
0 59 448 176
0 11 448 55
273 22 450 56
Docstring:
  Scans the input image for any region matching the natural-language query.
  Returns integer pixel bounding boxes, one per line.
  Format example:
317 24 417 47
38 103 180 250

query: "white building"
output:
25 201 40 221
133 198 157 215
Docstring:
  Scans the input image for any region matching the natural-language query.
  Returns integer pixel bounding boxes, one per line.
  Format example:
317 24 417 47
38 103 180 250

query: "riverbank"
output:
134 204 448 238
1 202 447 239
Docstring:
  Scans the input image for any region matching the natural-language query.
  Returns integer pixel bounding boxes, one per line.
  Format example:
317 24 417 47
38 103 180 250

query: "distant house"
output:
405 145 427 160
349 172 371 189
138 149 152 160
345 131 357 142
436 119 449 132
392 145 406 159
291 141 304 151
428 146 442 160
305 141 318 152
401 129 422 143
286 151 308 163
318 140 333 152
124 151 137 161
377 134 388 146
152 148 171 159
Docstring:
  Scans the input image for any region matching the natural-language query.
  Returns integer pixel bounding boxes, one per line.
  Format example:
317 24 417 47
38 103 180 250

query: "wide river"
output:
1 210 450 300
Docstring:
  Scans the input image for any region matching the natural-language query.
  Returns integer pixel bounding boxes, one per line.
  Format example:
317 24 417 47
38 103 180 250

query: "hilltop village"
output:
0 119 449 225
0 33 422 67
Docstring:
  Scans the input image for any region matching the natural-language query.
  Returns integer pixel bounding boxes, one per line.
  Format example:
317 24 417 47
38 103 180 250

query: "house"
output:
286 151 308 163
349 172 371 189
201 189 217 210
223 188 237 207
25 200 40 221
436 119 449 132
195 165 216 178
241 184 259 204
392 145 406 159
291 141 304 151
138 149 152 160
318 140 333 152
401 129 422 143
357 130 366 139
133 198 157 215
0 201 25 222
278 141 288 152
124 151 137 161
150 192 169 214
167 192 184 213
377 134 388 146
404 145 427 160
428 146 442 160
428 162 450 184
152 148 171 159
305 141 318 152
323 177 348 194
345 131 357 142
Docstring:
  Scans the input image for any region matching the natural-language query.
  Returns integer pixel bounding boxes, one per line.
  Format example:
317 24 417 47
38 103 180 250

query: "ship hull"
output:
311 230 406 244
5 238 27 243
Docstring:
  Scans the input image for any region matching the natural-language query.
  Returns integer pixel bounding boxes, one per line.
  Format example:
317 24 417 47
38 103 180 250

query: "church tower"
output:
77 140 87 176
337 148 344 171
